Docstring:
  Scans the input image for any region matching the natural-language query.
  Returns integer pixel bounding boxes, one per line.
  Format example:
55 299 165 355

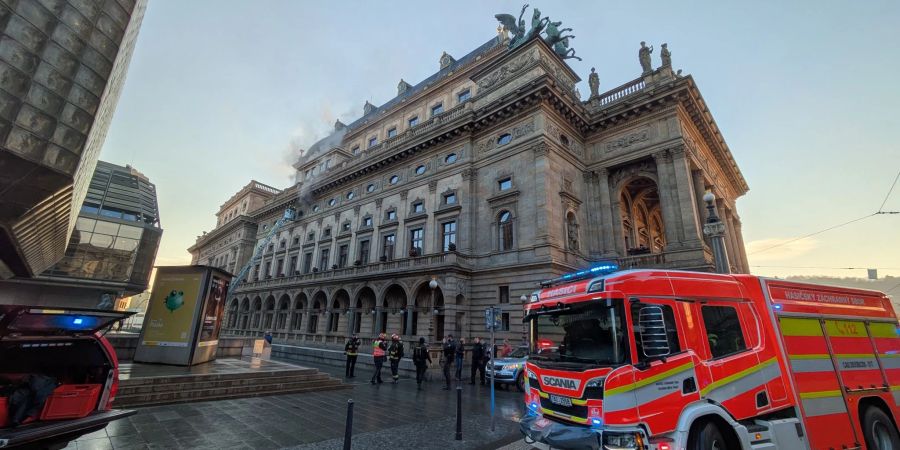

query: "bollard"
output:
343 399 354 450
455 386 462 440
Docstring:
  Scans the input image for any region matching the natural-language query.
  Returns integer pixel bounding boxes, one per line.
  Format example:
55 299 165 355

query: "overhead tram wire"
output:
750 169 900 256
878 169 900 213
750 265 900 270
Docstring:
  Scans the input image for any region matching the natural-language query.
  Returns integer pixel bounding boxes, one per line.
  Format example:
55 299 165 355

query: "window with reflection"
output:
498 211 514 251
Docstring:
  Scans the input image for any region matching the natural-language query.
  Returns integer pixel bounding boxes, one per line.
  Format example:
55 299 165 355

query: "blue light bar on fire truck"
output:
539 263 619 288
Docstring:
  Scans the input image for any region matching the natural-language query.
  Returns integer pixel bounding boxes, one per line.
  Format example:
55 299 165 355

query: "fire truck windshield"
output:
529 301 628 368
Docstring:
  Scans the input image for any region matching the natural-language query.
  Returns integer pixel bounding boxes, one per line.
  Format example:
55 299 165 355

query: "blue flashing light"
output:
73 318 84 325
591 418 602 426
529 402 538 411
542 263 619 287
774 304 783 310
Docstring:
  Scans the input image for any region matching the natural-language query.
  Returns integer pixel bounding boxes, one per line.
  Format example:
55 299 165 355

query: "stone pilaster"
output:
652 150 682 247
533 141 551 245
460 166 477 253
671 146 703 245
583 171 602 257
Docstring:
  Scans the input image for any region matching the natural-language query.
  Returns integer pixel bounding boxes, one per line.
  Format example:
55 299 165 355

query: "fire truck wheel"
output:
516 372 525 392
689 421 727 450
863 407 900 450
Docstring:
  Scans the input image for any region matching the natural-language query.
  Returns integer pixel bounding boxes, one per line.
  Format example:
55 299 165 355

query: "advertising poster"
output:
198 275 229 345
141 269 203 347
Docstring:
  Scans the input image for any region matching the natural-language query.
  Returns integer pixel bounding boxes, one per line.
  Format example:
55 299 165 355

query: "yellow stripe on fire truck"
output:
798 390 848 417
700 357 782 403
603 362 696 412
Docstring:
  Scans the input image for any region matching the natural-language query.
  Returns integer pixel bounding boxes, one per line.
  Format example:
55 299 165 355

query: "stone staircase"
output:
115 365 347 407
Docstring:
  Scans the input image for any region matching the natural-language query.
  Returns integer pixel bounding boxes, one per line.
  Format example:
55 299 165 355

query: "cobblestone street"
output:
63 361 528 449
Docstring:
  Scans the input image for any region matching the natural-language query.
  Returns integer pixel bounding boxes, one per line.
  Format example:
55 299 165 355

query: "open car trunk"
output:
0 306 136 448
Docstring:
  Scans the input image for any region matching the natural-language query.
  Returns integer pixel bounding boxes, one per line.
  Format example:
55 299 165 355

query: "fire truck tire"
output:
689 421 728 450
516 372 525 392
862 406 900 450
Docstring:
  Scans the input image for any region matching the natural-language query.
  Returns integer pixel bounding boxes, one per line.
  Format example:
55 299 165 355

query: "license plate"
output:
549 394 572 407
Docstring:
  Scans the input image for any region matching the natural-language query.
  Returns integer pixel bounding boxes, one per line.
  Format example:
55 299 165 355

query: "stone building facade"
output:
188 180 281 275
196 32 749 350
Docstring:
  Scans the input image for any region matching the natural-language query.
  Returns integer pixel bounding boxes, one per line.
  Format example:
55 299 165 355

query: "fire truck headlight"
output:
602 432 641 450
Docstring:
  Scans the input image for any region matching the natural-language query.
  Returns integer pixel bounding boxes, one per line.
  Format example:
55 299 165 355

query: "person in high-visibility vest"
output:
388 334 404 383
370 333 387 385
344 333 361 378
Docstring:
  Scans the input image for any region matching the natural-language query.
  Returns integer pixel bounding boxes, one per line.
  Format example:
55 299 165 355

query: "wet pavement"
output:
64 359 528 449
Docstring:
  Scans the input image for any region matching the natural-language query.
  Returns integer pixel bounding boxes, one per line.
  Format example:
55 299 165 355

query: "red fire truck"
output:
519 267 900 450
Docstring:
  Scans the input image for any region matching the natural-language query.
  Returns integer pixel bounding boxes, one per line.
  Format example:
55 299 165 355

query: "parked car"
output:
486 346 529 391
0 306 135 448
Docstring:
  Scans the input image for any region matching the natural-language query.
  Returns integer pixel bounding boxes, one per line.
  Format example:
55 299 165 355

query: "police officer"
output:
388 333 404 384
441 334 456 390
470 337 486 385
371 333 387 385
344 333 361 378
412 337 431 390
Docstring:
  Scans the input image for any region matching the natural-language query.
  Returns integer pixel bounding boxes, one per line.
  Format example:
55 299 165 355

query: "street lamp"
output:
428 278 438 343
702 191 730 274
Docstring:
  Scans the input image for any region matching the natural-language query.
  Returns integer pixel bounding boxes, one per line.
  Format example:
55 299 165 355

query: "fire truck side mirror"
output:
638 305 671 359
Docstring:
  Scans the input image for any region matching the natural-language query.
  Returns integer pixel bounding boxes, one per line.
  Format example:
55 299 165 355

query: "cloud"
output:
746 238 818 262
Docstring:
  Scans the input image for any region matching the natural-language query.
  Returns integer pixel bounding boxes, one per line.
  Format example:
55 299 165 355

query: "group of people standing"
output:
441 334 490 390
343 333 506 390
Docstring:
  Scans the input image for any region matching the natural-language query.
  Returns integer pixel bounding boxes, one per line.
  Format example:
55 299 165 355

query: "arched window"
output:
498 211 513 251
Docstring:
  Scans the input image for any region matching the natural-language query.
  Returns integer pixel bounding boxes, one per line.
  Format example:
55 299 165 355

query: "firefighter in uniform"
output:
388 334 404 383
344 333 361 378
370 333 387 384
441 334 456 390
412 337 431 390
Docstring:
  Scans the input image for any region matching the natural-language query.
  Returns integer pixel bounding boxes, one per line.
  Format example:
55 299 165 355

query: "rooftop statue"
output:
660 43 672 67
544 19 576 61
588 67 599 97
495 4 549 50
639 41 654 74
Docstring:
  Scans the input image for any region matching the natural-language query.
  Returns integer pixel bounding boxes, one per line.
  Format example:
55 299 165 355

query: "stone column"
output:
347 309 356 337
718 200 738 272
726 210 744 273
732 215 750 273
653 150 682 247
405 297 415 336
374 307 384 335
671 146 704 245
692 170 708 238
597 168 615 256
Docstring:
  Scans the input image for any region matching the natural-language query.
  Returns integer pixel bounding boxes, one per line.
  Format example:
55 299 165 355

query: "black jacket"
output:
442 340 456 361
412 343 431 365
345 338 361 356
471 342 485 363
388 341 404 360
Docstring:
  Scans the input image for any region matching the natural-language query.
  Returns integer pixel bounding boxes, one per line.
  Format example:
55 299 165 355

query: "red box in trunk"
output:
0 396 8 427
40 384 101 420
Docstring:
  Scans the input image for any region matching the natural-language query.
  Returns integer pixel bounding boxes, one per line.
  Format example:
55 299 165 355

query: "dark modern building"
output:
0 160 162 308
0 0 148 279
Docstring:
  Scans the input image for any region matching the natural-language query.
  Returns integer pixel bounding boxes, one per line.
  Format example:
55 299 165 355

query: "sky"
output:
101 1 900 282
